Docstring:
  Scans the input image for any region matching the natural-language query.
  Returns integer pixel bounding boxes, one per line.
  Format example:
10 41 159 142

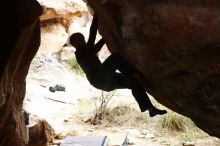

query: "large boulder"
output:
28 116 55 146
87 0 220 137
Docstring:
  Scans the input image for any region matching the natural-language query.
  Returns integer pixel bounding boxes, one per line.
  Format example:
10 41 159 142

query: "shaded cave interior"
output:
1 0 220 145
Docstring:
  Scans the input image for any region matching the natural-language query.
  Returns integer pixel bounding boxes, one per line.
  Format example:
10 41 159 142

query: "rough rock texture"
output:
29 116 55 146
39 24 69 53
36 0 109 61
36 0 92 55
0 0 42 145
87 0 220 137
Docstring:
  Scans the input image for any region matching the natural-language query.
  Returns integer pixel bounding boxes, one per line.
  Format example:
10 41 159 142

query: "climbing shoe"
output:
149 107 167 117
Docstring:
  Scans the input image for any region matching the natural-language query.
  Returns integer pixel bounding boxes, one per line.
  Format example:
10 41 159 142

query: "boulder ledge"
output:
87 0 220 137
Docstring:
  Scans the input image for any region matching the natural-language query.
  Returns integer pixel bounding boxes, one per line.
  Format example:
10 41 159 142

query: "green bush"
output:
66 56 84 75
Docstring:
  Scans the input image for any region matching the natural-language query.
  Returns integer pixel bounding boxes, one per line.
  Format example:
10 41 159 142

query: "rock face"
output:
0 0 42 145
37 0 90 53
87 0 220 137
29 117 55 146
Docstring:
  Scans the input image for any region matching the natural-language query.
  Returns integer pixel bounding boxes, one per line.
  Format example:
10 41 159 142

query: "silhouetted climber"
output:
69 15 167 117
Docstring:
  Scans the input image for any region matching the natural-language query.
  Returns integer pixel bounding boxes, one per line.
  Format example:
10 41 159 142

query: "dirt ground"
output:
53 121 219 146
49 106 220 146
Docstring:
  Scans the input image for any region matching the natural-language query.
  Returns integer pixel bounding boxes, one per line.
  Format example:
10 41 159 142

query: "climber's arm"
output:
90 38 106 54
87 15 98 46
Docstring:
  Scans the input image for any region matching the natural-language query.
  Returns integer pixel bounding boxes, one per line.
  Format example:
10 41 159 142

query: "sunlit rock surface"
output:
36 0 109 59
87 0 220 137
37 0 90 53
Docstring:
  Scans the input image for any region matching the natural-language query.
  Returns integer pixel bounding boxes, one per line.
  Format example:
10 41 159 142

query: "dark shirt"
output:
75 46 102 82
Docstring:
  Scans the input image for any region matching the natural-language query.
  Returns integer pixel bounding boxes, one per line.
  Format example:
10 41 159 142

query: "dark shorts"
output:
88 68 115 91
88 70 131 92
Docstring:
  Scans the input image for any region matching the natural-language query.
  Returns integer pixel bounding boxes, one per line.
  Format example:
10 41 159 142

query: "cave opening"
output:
1 0 220 145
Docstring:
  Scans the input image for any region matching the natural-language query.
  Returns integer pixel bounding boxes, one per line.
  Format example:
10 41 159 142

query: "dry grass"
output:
160 112 189 131
91 91 148 127
75 91 148 128
149 94 208 141
158 110 208 141
75 92 209 142
95 106 148 128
